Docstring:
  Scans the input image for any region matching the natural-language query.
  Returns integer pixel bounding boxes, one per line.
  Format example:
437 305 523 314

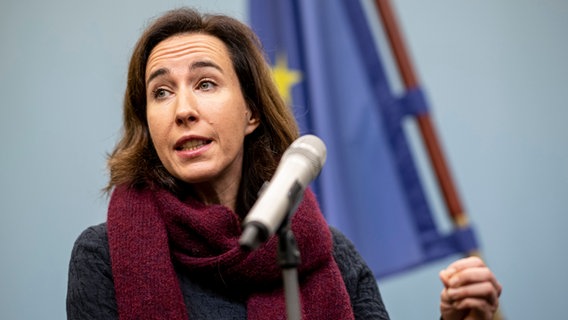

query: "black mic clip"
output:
239 180 304 251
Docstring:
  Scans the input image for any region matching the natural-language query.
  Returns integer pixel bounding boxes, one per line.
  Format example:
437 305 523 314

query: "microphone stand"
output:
277 214 302 320
239 181 305 319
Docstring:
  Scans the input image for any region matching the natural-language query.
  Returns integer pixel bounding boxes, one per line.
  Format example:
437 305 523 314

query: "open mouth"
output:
175 139 212 151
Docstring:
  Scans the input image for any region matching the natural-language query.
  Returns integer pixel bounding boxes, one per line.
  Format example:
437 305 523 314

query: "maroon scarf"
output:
107 184 354 320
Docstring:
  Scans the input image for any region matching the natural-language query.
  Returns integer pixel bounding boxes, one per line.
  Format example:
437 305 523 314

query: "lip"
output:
173 135 213 158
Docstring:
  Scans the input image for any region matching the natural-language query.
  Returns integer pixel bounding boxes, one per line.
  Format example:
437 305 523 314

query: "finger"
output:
445 256 486 272
440 288 466 320
448 266 498 288
452 297 496 320
440 256 485 287
447 281 500 306
440 287 452 306
449 267 502 299
439 268 455 287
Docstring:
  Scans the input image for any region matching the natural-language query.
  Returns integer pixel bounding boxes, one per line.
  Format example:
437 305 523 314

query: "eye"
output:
197 80 216 91
152 88 171 100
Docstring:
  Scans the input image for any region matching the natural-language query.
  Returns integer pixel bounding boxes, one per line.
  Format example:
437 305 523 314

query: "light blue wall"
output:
1 0 566 319
380 2 568 319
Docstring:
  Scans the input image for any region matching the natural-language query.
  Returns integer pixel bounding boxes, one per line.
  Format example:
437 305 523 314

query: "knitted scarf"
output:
107 184 354 320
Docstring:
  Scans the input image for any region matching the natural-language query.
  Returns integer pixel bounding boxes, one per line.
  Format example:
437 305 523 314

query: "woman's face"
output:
145 33 259 195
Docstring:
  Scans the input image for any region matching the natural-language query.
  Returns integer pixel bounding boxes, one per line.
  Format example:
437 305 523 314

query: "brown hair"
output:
106 8 299 215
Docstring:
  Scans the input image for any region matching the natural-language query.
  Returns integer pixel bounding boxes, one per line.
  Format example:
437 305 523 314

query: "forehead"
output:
145 33 232 75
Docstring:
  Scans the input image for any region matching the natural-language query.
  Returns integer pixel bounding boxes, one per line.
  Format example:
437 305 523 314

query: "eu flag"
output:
249 0 478 278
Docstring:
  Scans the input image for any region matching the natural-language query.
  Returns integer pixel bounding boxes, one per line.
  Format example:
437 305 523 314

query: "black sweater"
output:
67 223 390 319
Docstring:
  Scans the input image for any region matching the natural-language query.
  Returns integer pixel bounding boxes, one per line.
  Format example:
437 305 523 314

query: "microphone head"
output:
239 135 326 250
282 134 327 181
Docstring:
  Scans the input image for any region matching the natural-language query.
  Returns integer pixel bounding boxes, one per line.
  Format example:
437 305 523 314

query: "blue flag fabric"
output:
249 0 478 278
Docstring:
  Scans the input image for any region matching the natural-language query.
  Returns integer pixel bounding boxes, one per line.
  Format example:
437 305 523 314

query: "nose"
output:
175 91 199 126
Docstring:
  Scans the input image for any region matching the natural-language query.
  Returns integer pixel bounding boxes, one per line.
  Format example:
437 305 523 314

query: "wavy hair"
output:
106 8 299 215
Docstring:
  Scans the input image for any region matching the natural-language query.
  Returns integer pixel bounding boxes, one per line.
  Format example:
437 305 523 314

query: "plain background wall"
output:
1 0 566 319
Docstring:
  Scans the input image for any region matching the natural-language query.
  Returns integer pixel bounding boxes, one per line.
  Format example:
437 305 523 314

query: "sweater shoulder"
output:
73 222 108 246
330 226 364 271
67 222 117 319
330 226 390 320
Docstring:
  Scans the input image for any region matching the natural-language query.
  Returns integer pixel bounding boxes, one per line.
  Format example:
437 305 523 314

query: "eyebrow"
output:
146 68 169 87
146 60 224 87
190 60 223 73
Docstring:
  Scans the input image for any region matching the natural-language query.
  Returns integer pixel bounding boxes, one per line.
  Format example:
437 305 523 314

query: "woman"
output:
67 8 501 320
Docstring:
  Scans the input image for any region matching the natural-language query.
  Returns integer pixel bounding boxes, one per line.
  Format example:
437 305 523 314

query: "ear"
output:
244 110 260 135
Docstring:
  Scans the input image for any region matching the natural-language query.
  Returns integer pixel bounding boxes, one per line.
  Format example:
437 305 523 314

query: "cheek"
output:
147 111 167 150
147 117 157 142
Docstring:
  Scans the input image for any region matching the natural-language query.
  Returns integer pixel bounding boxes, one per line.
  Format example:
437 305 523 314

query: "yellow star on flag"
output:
271 54 302 105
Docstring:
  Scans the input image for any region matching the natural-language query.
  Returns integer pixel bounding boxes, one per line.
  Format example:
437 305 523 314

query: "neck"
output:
190 179 240 213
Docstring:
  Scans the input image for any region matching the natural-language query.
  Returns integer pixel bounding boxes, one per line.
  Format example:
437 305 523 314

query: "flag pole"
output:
373 1 503 318
373 0 468 228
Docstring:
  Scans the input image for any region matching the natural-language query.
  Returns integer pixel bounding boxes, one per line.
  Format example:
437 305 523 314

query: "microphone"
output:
239 134 327 250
